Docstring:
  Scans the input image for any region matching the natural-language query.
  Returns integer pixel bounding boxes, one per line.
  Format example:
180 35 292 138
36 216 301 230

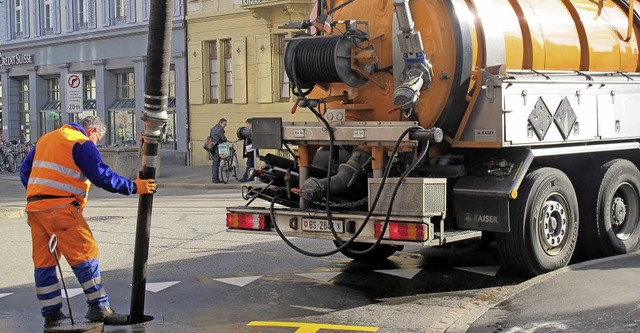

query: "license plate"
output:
301 218 344 233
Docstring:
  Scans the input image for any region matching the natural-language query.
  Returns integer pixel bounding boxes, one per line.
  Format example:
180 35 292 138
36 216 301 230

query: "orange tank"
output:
300 0 640 135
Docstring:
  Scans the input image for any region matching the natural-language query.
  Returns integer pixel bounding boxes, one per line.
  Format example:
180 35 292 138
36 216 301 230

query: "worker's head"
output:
79 116 107 144
245 118 252 128
219 118 228 128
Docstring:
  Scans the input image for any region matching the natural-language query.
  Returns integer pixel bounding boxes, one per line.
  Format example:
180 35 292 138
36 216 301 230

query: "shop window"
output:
109 110 136 146
108 71 136 146
160 69 177 150
40 77 62 135
17 78 30 141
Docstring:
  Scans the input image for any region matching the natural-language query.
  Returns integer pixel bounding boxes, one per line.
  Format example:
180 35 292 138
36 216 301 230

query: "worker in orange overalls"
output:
19 116 157 327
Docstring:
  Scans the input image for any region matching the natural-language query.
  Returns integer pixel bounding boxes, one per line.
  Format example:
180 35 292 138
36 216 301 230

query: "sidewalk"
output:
444 252 640 333
0 164 248 219
158 164 249 189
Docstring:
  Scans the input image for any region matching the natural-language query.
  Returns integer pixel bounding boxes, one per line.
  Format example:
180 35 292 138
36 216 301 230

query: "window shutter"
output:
65 0 77 32
4 0 12 41
53 0 62 34
89 0 97 28
33 2 41 37
142 0 149 21
256 35 272 103
232 36 247 104
188 41 204 105
22 0 29 37
173 0 181 17
102 0 111 27
127 0 136 23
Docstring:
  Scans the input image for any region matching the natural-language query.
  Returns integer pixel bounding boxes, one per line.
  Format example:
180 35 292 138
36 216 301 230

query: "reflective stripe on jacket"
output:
26 125 91 211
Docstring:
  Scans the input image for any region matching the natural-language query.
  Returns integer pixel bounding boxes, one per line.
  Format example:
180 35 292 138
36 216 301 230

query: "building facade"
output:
0 0 188 164
186 0 316 166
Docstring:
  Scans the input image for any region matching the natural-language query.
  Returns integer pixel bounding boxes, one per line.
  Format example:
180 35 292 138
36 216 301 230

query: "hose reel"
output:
284 35 368 90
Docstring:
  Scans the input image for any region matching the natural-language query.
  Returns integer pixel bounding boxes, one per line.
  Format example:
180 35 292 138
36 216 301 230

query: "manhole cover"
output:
85 216 125 221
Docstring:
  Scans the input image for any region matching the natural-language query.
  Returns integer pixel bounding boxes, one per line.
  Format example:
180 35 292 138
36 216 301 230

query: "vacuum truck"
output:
226 0 640 277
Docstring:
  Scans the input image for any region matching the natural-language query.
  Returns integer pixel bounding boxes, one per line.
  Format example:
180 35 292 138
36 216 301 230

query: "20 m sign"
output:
66 74 83 113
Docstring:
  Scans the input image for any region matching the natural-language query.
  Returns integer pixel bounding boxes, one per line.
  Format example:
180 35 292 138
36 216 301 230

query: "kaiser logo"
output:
464 212 498 224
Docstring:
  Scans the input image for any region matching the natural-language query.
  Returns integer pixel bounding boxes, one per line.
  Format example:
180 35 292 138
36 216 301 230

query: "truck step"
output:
433 229 482 245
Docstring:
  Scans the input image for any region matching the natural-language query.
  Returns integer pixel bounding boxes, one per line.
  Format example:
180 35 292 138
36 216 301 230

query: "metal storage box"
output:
367 178 447 217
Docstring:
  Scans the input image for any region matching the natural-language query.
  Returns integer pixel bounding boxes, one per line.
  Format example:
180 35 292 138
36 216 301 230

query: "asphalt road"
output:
2 174 638 333
0 176 527 333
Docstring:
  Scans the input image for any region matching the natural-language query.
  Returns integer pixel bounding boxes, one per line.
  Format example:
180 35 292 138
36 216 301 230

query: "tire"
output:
231 154 239 180
6 155 16 173
219 159 229 184
577 159 640 258
333 241 402 261
496 168 579 277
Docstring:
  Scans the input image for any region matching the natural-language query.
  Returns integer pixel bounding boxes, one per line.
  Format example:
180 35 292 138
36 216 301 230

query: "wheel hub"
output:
541 201 567 248
611 197 627 226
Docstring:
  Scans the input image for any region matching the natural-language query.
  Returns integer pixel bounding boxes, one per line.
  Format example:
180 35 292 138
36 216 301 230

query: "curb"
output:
0 208 25 219
159 183 245 190
436 252 640 333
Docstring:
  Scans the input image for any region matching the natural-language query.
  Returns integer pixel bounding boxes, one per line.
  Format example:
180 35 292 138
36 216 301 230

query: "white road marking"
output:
295 272 341 282
0 293 13 299
453 266 501 277
146 281 181 293
214 276 262 287
373 268 421 279
61 288 84 299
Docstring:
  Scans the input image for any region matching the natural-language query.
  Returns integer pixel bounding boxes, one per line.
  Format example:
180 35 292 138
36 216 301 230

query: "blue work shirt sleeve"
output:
72 141 135 195
20 147 36 188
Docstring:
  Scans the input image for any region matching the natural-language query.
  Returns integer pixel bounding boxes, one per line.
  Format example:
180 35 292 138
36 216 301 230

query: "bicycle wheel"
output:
231 154 239 180
5 155 16 173
219 159 230 184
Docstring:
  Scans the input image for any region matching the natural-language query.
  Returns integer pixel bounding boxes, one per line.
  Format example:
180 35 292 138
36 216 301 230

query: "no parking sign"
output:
66 73 83 113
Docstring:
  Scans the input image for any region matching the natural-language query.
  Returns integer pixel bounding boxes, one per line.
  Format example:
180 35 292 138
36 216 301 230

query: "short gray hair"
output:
79 116 107 136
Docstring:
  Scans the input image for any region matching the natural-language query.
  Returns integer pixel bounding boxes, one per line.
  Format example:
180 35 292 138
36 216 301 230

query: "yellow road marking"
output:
247 321 379 333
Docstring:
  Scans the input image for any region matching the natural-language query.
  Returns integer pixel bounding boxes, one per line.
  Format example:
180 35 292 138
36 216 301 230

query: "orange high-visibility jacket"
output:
25 125 91 211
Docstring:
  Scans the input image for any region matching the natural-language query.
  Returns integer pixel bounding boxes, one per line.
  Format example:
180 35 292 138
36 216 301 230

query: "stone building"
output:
0 0 188 164
186 0 316 166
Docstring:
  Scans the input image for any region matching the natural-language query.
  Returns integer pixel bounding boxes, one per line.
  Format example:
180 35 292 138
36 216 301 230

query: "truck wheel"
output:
333 241 402 261
577 159 640 258
496 168 578 277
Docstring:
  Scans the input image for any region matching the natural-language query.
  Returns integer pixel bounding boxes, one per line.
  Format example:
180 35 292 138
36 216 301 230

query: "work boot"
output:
85 305 129 325
43 311 67 328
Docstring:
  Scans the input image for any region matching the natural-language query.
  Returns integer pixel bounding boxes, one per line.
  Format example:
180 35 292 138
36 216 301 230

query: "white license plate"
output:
301 218 344 233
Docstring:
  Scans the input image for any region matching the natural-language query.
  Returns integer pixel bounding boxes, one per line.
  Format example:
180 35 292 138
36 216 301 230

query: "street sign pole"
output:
66 74 83 121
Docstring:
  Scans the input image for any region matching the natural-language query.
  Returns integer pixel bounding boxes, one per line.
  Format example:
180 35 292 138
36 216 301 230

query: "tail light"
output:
374 221 427 242
227 213 270 230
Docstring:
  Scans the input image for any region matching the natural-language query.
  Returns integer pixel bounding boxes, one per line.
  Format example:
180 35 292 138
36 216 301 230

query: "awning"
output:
40 101 61 112
83 99 96 110
109 99 136 110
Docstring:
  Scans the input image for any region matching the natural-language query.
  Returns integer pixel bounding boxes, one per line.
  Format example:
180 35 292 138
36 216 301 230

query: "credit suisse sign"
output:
0 53 35 67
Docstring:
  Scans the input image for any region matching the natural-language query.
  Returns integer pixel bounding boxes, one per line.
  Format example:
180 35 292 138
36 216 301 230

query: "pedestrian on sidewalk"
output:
209 118 228 183
19 116 157 328
239 118 257 182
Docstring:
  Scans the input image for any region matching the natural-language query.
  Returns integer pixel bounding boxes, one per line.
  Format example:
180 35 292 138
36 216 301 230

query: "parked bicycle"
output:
0 141 17 173
217 140 239 184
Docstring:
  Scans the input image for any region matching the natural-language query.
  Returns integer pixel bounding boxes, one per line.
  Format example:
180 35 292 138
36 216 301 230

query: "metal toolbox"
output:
367 178 447 217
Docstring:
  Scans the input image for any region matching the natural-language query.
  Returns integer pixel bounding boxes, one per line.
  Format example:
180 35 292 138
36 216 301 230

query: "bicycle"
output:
0 141 17 173
217 140 239 184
